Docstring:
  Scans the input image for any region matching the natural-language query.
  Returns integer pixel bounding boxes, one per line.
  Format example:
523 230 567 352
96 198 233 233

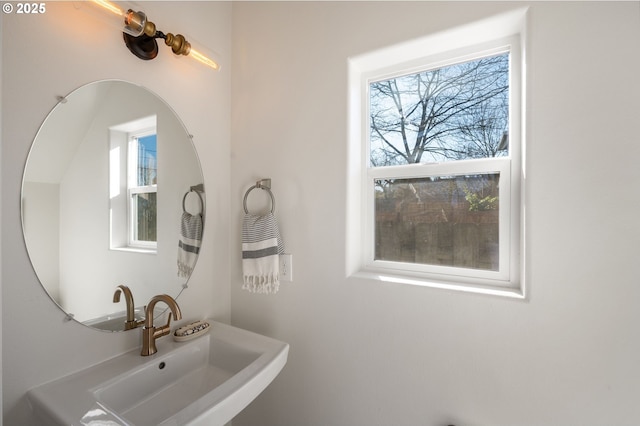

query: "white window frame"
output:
127 129 157 250
347 9 527 298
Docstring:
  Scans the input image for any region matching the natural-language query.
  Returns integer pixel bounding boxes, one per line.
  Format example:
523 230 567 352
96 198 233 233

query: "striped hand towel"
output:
177 212 203 278
242 213 285 294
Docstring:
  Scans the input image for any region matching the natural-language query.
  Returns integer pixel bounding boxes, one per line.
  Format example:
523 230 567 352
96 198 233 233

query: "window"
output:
128 131 157 249
348 10 526 297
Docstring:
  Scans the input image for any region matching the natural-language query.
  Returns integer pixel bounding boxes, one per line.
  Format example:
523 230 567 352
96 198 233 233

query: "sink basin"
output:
27 321 289 425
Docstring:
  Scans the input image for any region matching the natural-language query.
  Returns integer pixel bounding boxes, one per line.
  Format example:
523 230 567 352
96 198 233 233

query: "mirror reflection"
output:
21 80 205 331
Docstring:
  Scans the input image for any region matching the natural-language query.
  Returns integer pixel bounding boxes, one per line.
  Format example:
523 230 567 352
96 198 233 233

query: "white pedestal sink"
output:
27 321 289 425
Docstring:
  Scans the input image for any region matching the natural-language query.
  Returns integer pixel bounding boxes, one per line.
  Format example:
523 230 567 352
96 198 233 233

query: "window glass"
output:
369 53 509 166
135 134 157 186
374 173 500 271
132 192 157 243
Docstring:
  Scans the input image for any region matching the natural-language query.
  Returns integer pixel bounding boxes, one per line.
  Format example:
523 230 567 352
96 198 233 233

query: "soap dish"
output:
173 320 210 342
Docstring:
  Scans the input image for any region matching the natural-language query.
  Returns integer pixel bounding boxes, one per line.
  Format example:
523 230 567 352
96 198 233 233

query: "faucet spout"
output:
141 294 182 356
113 285 141 330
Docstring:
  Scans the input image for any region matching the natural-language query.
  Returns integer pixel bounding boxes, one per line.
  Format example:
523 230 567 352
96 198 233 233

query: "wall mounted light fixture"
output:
90 0 220 71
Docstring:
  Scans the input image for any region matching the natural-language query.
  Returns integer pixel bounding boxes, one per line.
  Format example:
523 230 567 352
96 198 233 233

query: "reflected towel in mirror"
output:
178 212 203 277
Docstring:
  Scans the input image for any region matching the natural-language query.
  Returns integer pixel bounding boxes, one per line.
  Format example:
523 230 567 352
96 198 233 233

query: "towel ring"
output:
183 189 204 215
243 180 275 214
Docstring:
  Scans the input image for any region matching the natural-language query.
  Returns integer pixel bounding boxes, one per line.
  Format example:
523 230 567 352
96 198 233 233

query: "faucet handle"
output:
160 310 179 330
153 311 179 339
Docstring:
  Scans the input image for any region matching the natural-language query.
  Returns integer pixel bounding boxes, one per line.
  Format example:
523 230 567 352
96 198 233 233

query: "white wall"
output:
1 2 231 424
230 2 640 425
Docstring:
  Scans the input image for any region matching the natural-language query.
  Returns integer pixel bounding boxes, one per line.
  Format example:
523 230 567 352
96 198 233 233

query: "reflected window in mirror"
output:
110 115 158 253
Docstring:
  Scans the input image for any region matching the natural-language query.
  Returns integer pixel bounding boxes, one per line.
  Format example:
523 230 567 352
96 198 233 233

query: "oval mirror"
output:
21 80 205 332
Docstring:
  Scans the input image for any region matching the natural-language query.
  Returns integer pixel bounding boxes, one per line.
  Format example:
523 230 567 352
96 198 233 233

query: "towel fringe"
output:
242 274 280 294
177 260 194 278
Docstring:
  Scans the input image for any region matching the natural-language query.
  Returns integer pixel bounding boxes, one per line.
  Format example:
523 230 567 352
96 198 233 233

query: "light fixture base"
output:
123 33 159 60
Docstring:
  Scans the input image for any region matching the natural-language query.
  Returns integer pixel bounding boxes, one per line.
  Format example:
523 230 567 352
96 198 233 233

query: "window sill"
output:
351 269 525 300
110 246 157 255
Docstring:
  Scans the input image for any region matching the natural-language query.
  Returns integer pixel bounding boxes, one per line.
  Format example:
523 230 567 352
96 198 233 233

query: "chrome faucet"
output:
141 294 182 356
113 285 143 330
